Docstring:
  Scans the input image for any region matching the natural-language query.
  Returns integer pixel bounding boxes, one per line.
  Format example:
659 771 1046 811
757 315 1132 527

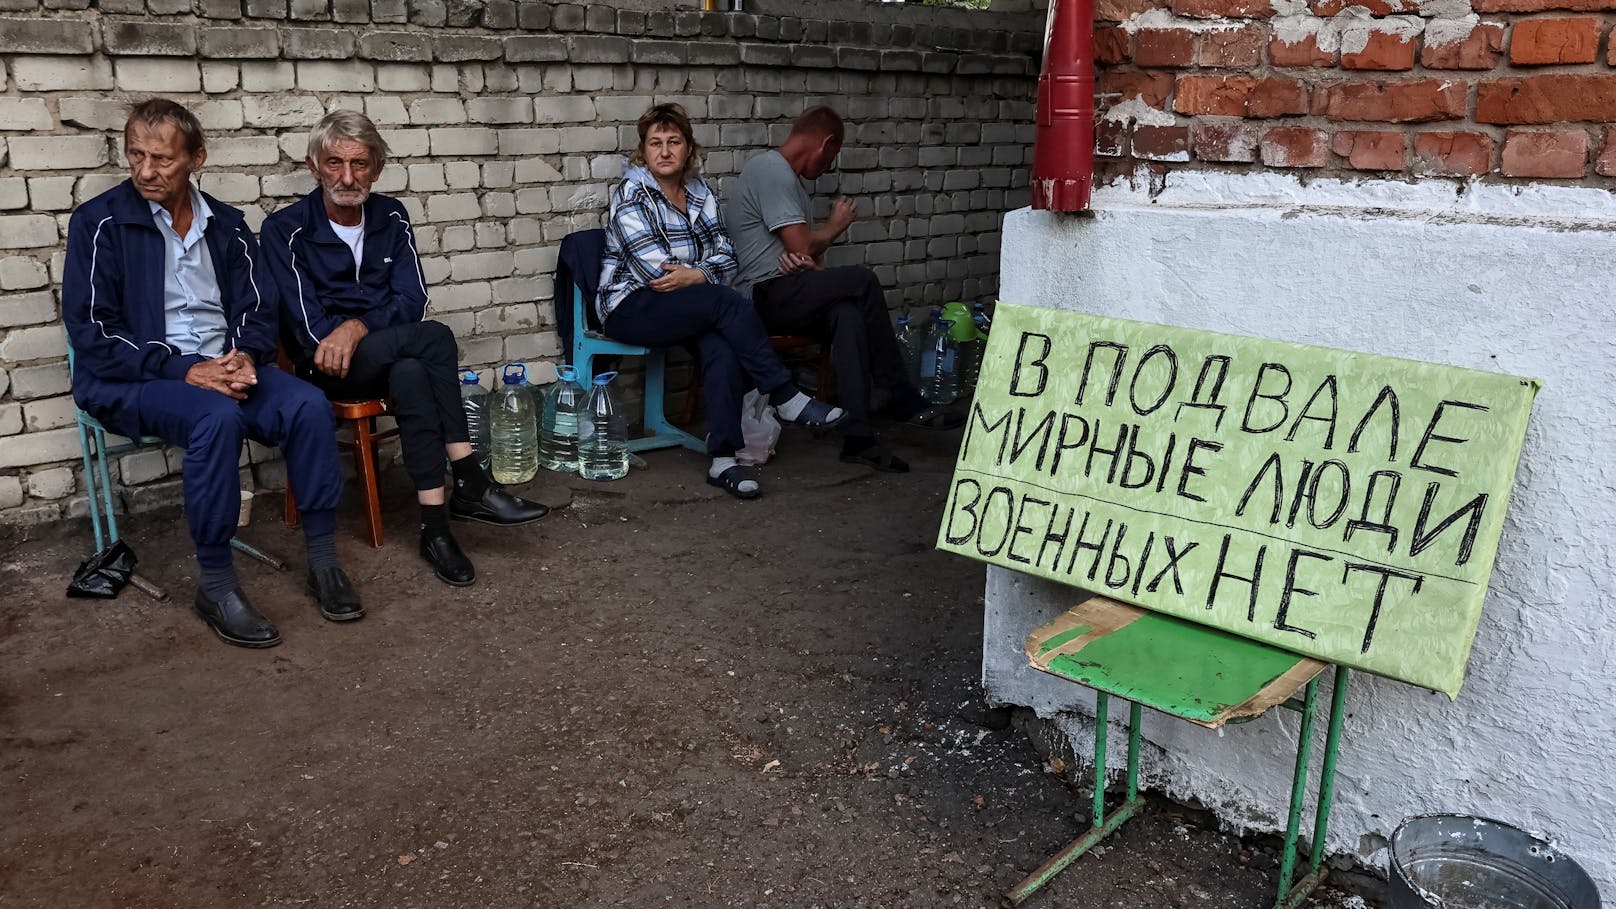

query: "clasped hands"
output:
649 261 707 292
185 349 258 400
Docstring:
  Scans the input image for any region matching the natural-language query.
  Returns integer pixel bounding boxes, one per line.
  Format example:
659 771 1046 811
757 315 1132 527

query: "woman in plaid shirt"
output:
598 104 845 500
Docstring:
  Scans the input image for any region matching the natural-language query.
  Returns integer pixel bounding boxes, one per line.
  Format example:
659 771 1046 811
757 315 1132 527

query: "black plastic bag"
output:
66 540 138 599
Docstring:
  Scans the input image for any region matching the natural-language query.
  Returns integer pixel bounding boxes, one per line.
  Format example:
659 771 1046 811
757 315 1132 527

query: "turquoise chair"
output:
564 232 703 454
67 344 286 601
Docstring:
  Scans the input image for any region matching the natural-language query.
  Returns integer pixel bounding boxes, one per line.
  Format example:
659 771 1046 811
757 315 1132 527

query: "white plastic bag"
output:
737 389 782 466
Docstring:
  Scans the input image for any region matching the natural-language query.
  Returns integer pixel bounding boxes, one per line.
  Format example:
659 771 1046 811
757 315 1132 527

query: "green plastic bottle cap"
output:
941 302 976 341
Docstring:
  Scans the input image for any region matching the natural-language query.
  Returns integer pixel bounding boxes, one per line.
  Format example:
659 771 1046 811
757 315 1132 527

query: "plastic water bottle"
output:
540 364 586 474
577 371 629 481
491 363 538 484
460 369 491 468
966 302 992 391
923 318 960 405
896 313 926 386
918 306 943 389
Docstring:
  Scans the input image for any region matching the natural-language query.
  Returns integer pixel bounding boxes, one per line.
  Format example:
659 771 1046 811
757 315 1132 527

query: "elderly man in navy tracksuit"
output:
262 111 546 588
63 99 358 649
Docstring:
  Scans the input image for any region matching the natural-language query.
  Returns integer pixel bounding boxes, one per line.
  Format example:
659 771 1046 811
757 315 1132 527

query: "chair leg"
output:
76 416 106 552
352 417 385 548
92 425 120 545
817 348 834 404
283 479 300 529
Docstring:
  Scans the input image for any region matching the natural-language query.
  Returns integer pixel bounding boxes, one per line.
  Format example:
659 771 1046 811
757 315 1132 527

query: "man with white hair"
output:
262 110 547 589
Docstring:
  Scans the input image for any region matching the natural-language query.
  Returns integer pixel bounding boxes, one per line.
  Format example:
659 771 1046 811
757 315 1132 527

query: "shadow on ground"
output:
0 421 1374 908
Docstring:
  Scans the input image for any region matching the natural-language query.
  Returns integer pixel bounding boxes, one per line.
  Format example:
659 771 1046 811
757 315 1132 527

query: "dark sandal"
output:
706 465 762 500
780 398 846 431
840 443 910 474
905 405 965 431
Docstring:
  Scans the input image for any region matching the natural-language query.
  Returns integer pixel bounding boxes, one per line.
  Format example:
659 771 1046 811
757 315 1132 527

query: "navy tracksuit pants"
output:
133 365 342 559
603 283 793 457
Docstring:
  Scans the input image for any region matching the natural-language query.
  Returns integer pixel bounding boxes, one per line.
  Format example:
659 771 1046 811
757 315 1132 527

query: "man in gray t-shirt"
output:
723 106 959 473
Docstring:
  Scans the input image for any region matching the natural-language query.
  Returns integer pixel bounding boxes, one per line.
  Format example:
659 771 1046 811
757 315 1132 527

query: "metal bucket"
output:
1388 814 1601 909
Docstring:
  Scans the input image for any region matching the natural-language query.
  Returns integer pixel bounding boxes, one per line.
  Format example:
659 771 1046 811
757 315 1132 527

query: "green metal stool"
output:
1009 597 1352 909
69 346 287 601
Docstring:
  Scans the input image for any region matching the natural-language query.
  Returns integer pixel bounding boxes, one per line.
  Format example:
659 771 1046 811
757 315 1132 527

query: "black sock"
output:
766 384 800 408
305 531 339 573
450 455 489 498
421 503 450 537
197 556 237 598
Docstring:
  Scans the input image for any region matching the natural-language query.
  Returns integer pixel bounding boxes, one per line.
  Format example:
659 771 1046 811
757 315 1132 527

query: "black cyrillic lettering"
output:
1176 438 1223 503
1005 495 1049 565
1342 562 1424 654
1075 341 1128 407
1146 536 1198 595
1347 385 1401 462
1410 400 1488 478
963 401 1012 464
1129 344 1179 417
1175 355 1230 430
1236 452 1285 525
943 478 982 545
1409 483 1486 567
1206 534 1266 621
973 486 1017 558
1285 375 1339 449
1304 459 1351 530
1009 332 1053 398
1241 362 1292 434
1344 470 1402 552
1273 548 1330 640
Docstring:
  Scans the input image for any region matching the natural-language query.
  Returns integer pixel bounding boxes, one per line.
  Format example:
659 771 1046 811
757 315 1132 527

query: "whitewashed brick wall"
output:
0 0 1039 526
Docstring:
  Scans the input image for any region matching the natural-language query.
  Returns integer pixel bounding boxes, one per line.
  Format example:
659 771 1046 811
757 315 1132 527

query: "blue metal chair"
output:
67 345 286 601
563 232 703 454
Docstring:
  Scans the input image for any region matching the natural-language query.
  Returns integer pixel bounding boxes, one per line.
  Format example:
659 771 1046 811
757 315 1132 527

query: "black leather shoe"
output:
450 484 549 526
306 566 364 622
420 530 475 587
194 588 281 649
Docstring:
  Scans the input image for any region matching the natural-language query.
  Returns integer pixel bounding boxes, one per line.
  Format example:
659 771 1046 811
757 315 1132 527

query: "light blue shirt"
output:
150 188 227 357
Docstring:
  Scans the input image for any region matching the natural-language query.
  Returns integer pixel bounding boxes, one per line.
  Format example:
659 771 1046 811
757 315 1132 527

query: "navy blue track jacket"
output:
61 179 278 439
260 188 429 356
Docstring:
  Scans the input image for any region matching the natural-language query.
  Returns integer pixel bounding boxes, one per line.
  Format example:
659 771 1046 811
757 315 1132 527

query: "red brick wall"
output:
1091 0 1616 181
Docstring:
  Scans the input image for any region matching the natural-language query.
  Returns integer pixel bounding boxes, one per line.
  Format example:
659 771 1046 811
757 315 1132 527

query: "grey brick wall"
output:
0 0 1039 526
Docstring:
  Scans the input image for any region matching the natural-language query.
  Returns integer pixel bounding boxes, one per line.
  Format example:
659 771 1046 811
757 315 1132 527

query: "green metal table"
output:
1007 596 1352 909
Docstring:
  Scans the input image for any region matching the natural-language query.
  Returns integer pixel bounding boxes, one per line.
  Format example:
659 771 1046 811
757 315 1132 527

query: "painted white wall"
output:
986 170 1616 896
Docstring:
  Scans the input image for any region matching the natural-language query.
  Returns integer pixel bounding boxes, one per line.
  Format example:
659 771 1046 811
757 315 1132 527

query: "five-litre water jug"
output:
460 369 491 467
918 306 943 389
490 363 538 484
922 318 960 405
577 371 629 481
965 302 991 392
896 313 926 387
540 364 586 474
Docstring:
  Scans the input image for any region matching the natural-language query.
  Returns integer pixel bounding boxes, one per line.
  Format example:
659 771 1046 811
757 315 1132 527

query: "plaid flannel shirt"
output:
597 167 738 323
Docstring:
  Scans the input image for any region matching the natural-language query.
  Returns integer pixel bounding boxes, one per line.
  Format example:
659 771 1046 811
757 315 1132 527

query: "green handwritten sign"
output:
938 304 1540 696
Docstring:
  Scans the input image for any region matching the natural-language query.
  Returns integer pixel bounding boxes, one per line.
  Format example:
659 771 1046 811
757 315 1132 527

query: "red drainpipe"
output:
1031 0 1096 211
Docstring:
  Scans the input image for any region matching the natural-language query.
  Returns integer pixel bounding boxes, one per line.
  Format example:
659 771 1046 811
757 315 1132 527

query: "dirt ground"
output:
0 419 1378 909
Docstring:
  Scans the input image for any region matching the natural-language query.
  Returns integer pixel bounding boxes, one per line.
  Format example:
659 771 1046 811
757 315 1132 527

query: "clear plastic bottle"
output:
923 318 960 405
918 306 943 390
577 371 629 481
490 363 538 485
966 302 992 392
896 313 926 387
539 364 586 474
460 369 491 468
